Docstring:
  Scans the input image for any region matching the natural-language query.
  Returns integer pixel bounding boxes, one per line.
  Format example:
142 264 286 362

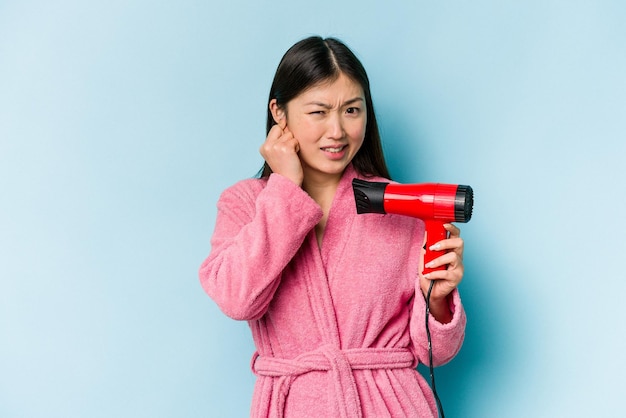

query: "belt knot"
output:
251 346 416 418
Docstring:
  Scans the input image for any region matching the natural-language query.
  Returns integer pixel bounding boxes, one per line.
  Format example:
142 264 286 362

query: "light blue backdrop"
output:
1 1 624 417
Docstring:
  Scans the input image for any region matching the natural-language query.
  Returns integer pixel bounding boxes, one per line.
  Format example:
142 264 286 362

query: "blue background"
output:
1 1 625 417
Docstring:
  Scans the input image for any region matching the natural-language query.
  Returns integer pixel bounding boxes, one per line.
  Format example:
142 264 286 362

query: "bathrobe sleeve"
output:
199 174 323 321
410 286 466 367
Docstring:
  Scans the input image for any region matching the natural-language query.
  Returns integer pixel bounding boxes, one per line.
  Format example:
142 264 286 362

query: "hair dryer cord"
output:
426 279 446 418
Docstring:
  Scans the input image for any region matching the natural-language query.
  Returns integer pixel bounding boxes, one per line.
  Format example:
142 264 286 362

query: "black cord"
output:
425 279 445 418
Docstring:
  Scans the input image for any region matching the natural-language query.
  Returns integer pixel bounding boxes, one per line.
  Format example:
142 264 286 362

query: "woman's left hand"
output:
419 223 464 322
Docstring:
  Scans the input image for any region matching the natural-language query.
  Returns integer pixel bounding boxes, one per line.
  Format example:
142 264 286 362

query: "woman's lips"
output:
320 145 347 159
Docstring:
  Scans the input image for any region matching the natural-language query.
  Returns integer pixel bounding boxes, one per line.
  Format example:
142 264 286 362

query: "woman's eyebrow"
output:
304 97 365 108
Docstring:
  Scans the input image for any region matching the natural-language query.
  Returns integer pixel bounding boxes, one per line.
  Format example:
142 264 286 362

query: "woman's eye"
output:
346 107 360 114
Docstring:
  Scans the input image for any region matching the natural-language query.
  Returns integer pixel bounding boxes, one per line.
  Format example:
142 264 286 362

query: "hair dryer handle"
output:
422 220 449 275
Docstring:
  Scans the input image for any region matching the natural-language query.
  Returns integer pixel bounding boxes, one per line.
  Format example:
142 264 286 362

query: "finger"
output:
419 270 460 300
267 124 285 142
444 223 461 237
279 136 299 153
429 236 464 252
422 271 463 296
277 126 299 152
423 256 464 280
424 251 461 271
260 127 290 158
277 117 287 130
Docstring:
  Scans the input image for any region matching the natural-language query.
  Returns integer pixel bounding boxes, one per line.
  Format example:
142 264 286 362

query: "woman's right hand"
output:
259 120 303 186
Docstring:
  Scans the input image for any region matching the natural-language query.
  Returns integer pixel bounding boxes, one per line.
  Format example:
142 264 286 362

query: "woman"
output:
199 36 466 417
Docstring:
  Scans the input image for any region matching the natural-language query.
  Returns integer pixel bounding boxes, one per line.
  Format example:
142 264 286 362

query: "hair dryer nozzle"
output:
455 185 474 223
353 178 474 223
352 179 388 214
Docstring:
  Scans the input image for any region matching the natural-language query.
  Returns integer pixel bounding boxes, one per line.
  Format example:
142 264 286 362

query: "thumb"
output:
277 117 287 131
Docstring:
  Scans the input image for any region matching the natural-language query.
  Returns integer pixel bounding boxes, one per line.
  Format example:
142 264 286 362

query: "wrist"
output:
427 294 453 324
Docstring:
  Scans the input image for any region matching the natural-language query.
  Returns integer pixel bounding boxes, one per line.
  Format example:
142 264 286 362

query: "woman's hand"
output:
419 223 464 323
259 119 303 186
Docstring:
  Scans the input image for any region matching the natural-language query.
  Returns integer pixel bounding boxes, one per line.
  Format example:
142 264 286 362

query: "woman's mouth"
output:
321 145 346 153
320 145 348 160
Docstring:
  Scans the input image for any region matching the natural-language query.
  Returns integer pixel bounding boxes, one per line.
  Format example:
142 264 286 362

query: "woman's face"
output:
272 73 367 184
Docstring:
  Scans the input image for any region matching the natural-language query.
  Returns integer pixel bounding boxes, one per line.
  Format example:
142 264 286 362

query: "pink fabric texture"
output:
199 165 466 417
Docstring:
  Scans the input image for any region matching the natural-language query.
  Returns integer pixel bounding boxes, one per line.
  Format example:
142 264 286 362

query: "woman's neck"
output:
302 171 343 248
302 171 342 207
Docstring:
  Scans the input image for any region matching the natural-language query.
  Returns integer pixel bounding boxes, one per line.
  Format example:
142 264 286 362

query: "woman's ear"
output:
269 99 286 125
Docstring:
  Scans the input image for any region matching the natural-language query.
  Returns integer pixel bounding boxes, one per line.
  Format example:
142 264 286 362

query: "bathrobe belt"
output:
252 345 417 418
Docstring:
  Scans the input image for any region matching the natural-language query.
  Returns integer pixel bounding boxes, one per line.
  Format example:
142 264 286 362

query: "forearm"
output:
199 174 322 320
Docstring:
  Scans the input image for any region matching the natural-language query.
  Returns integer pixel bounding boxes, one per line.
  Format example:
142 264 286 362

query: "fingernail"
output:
429 243 441 251
423 273 431 279
425 261 434 268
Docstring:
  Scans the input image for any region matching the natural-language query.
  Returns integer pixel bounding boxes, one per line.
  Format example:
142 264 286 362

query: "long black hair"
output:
260 36 390 179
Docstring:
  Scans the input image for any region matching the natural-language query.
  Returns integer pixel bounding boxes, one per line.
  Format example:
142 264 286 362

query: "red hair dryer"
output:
352 179 474 274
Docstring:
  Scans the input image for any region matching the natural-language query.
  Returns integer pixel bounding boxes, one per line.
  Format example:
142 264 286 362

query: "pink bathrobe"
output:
199 165 466 417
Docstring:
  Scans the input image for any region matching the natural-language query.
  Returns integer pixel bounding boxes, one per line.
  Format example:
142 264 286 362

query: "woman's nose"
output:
326 113 344 139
